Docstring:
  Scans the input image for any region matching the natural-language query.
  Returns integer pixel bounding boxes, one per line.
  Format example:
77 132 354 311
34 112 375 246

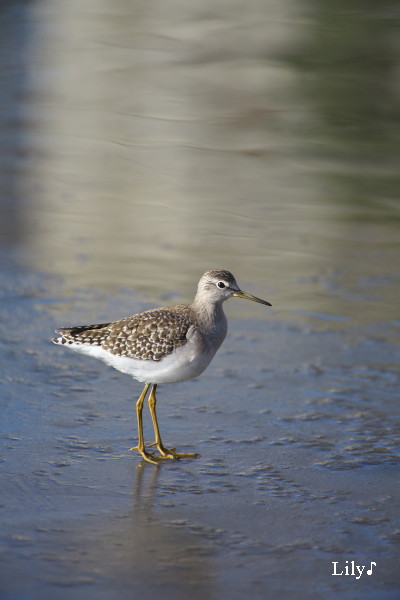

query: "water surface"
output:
1 1 399 599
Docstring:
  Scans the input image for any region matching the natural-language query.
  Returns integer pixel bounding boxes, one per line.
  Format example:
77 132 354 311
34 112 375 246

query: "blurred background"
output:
1 0 399 324
1 3 400 599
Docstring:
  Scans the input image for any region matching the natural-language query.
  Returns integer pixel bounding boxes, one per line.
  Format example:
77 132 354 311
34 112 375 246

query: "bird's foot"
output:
129 445 163 465
148 441 200 460
130 443 199 464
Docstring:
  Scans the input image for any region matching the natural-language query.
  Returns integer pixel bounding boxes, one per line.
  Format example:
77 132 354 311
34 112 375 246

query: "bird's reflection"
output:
133 460 161 510
121 460 216 599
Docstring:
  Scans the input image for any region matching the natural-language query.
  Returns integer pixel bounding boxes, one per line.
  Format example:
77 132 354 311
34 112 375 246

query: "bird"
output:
52 269 271 464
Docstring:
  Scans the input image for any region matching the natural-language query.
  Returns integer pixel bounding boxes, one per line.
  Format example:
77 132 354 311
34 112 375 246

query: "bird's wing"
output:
55 306 195 361
104 306 194 360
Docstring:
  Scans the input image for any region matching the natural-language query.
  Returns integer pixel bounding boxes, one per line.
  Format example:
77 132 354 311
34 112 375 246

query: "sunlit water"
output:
1 1 399 599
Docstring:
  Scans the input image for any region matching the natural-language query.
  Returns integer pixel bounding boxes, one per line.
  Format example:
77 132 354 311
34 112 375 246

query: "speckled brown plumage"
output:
52 270 272 464
54 305 195 361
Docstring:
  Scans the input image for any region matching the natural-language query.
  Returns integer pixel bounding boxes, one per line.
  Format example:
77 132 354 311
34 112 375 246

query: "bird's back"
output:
53 305 196 362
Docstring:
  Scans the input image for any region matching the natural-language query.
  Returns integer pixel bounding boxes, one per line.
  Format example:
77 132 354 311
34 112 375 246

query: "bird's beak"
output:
233 289 272 306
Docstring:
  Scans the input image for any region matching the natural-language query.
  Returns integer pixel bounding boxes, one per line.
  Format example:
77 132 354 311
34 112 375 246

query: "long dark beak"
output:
233 289 272 306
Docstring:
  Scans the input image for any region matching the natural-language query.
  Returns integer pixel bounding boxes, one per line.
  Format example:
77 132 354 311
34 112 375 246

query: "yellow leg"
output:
129 383 160 464
147 384 199 460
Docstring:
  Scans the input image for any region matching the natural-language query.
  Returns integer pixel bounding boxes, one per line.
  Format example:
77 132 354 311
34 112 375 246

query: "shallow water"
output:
1 1 400 599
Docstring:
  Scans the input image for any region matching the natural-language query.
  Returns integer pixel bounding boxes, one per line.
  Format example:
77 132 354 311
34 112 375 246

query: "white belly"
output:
58 335 219 384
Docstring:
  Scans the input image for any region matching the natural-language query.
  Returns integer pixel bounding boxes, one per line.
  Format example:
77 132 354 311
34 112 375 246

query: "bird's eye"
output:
217 281 226 289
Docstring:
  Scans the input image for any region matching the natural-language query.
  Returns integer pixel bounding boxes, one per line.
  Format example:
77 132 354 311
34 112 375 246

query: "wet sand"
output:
1 270 399 599
1 1 399 597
